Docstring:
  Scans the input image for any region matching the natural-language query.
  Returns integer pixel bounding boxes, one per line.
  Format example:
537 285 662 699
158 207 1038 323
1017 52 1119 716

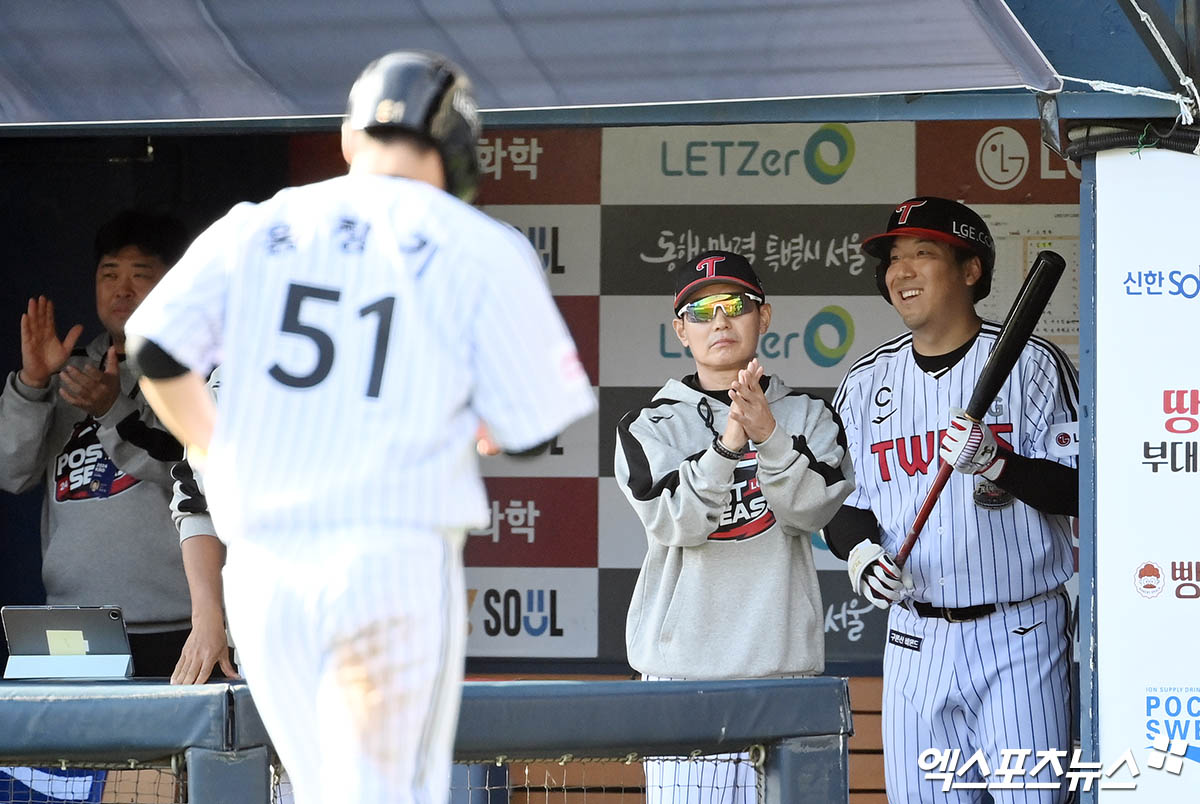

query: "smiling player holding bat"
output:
825 197 1079 803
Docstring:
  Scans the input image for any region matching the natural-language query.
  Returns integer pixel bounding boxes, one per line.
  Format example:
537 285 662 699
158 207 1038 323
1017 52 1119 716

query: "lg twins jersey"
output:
127 173 595 543
833 323 1079 607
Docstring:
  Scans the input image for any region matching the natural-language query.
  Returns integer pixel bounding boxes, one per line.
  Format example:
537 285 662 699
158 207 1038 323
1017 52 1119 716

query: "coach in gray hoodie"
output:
616 250 854 682
0 211 191 677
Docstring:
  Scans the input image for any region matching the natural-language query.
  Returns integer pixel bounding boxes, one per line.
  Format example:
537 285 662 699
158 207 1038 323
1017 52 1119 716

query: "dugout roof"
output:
0 0 1189 130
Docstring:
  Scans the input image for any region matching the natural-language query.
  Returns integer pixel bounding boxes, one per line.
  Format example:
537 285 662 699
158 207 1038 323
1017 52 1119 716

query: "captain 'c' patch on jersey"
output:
709 451 775 541
53 419 138 501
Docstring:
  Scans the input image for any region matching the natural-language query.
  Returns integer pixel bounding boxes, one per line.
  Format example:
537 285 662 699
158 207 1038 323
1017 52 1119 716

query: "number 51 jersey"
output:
126 173 594 543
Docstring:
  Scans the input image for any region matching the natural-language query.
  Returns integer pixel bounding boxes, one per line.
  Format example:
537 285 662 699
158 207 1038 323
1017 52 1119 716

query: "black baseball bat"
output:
895 249 1066 567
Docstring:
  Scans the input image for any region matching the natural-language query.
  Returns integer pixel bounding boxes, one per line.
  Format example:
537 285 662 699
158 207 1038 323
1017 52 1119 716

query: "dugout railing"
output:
0 677 852 803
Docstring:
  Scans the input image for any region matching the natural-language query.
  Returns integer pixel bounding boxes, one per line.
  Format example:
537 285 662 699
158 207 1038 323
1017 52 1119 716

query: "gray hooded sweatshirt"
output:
0 333 190 632
616 375 854 679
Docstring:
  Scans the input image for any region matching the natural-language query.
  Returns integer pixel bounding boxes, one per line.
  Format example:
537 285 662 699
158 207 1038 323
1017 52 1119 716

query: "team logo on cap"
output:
1135 561 1165 598
894 199 927 224
695 255 725 279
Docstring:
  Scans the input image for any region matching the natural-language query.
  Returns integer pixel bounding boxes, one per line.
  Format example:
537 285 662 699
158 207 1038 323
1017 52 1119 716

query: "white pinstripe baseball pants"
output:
223 529 467 804
882 590 1072 804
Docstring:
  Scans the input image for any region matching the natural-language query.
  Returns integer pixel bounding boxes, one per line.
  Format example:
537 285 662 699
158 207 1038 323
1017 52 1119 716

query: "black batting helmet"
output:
861 196 995 304
345 51 482 203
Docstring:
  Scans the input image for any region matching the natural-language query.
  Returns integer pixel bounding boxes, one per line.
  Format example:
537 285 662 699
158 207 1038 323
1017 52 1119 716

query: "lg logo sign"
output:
975 127 1028 189
974 126 1080 190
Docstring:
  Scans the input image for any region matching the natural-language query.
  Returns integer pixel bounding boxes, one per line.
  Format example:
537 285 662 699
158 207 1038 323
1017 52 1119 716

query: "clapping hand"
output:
19 296 83 389
59 347 121 417
728 358 775 444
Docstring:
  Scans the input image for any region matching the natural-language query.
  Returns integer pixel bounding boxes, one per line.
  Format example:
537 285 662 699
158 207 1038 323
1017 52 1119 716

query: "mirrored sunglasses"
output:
678 292 762 323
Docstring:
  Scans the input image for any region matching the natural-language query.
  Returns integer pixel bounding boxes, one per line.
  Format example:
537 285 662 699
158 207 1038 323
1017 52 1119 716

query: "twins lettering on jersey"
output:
710 451 775 541
54 420 137 501
870 424 1012 481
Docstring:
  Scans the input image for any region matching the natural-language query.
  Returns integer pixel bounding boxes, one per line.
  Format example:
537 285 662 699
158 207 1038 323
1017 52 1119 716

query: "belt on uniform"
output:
908 586 1066 624
909 601 996 623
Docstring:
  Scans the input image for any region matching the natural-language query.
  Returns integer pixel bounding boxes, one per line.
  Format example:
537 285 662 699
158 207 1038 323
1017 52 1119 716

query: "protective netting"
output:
1 751 764 804
0 766 179 804
268 751 767 804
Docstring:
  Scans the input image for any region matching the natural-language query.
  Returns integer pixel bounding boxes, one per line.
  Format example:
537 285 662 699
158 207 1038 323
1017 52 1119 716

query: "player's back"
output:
206 174 529 541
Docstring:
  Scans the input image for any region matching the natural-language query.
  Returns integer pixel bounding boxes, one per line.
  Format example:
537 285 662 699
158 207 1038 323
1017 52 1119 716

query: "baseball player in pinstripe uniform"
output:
123 51 595 804
166 366 240 686
826 198 1078 803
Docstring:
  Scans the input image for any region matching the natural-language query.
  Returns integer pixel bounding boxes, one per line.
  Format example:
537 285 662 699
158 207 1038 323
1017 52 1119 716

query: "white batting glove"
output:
939 407 1006 481
847 539 912 610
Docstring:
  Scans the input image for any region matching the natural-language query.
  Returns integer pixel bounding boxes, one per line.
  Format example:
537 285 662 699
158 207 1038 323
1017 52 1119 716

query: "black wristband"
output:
712 436 744 460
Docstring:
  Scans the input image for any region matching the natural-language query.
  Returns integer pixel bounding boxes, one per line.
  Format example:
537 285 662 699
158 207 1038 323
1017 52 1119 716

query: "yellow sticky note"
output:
46 630 87 656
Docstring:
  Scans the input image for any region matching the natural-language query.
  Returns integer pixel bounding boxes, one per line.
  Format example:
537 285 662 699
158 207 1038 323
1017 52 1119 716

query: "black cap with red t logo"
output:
673 250 766 315
862 196 995 303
